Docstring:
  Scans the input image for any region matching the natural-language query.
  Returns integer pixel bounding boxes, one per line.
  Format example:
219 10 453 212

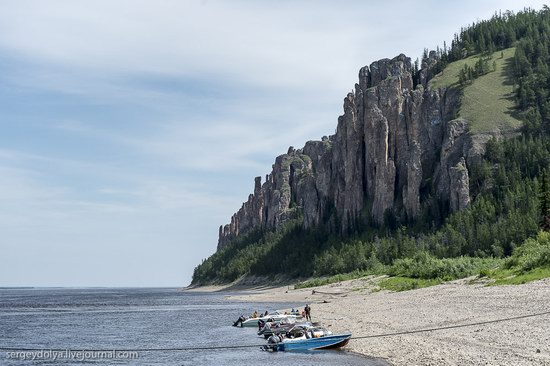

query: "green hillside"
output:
193 7 550 287
429 47 522 134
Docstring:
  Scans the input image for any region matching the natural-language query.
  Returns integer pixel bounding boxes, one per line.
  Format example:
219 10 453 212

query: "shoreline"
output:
188 277 550 365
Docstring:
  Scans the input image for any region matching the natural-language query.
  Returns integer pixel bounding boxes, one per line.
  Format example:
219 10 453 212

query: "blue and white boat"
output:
262 325 351 352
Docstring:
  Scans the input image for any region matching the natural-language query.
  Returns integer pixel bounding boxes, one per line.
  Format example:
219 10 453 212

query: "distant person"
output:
264 310 269 316
304 304 311 321
252 310 258 318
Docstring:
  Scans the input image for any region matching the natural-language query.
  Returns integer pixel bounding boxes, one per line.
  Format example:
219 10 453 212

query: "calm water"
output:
0 288 387 365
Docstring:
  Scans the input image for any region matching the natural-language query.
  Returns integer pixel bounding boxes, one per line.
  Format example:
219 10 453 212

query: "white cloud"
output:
0 149 237 228
0 1 361 90
50 109 330 173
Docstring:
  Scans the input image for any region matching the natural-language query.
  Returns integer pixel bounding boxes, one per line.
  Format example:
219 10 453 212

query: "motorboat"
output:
233 311 301 328
262 325 351 351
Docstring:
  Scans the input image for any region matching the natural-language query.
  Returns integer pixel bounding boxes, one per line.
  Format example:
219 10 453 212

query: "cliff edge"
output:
218 52 474 250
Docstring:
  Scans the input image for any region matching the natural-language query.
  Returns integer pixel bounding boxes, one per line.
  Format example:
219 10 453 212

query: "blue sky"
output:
0 0 547 287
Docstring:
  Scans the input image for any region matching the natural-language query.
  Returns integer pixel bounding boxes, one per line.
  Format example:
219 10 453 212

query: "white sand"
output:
222 276 550 365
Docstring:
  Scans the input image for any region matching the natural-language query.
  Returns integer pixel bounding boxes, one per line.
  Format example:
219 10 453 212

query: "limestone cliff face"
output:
217 53 471 250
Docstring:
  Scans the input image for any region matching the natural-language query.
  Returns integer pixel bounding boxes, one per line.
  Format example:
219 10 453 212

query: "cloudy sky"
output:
1 0 546 287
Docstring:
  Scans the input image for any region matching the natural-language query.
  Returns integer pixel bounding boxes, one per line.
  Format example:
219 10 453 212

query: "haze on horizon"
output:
0 0 546 287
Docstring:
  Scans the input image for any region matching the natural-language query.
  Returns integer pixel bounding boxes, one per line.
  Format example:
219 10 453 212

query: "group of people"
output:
260 305 311 321
251 310 269 318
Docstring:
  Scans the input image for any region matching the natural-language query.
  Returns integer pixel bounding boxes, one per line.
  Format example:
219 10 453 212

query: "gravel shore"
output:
223 277 550 365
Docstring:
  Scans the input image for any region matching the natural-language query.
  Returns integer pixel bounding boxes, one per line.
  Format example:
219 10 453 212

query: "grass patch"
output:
460 48 521 134
488 267 550 285
378 277 441 292
429 53 484 89
429 47 522 134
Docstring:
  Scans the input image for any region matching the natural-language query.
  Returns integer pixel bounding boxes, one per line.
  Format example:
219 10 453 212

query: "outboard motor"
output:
267 334 282 344
262 334 282 352
232 315 246 327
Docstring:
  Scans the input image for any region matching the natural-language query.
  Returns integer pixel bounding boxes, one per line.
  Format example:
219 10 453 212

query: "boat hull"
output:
275 333 352 351
240 318 261 327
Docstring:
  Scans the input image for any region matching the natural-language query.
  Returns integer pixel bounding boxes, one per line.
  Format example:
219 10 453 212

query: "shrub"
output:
388 252 500 280
505 231 550 272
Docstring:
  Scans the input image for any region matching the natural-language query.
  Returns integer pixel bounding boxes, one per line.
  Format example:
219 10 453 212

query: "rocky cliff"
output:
218 53 472 250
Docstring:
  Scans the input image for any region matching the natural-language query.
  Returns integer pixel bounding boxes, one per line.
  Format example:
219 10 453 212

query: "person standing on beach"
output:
304 304 311 321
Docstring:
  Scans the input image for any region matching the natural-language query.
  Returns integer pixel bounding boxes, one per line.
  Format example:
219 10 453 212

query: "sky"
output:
0 0 547 287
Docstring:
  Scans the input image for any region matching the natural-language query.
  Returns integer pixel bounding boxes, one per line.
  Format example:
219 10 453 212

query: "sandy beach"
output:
196 276 550 365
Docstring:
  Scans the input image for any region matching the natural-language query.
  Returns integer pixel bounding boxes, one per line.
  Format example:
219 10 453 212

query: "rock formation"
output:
217 53 473 251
